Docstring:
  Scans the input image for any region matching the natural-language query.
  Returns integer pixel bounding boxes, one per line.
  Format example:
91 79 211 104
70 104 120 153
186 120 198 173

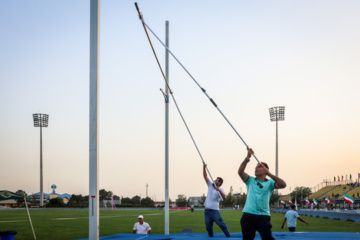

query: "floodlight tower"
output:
33 113 49 207
269 106 285 195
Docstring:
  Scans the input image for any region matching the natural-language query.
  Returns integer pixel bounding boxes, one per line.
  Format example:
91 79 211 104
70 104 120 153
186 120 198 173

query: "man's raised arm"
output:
238 147 252 182
203 163 210 183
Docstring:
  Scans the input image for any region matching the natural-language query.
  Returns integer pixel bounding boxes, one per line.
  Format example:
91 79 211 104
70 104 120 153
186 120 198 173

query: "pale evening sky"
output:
1 0 359 201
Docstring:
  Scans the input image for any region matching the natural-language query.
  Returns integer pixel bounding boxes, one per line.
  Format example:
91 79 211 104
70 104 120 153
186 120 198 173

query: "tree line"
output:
59 189 156 208
14 186 311 208
14 189 154 208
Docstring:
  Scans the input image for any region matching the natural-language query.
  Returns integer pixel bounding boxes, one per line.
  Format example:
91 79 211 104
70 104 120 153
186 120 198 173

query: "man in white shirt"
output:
133 215 151 234
281 205 308 232
203 163 230 238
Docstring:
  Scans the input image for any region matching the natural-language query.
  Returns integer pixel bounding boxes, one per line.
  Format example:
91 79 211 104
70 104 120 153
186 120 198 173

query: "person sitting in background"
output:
133 215 151 234
281 205 308 232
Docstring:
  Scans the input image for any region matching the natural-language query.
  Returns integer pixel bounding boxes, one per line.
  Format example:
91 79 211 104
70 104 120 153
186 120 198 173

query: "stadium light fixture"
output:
33 113 49 207
269 106 285 195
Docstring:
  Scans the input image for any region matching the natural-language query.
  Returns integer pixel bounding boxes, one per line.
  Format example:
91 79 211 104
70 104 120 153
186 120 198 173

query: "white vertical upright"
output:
164 20 170 235
89 0 100 239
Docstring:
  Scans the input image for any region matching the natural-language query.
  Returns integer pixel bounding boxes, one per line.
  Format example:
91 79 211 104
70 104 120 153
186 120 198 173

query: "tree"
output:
121 197 132 204
198 194 206 206
176 194 187 207
221 186 235 207
47 198 64 207
141 197 155 207
68 194 83 206
270 192 280 206
131 195 141 205
30 195 37 206
290 186 312 203
99 189 113 200
83 195 89 206
70 194 82 203
16 190 27 206
67 194 88 207
234 193 247 208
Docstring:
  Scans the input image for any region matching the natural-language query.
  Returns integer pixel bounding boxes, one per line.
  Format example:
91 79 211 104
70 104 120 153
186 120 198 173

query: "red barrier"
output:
170 207 190 210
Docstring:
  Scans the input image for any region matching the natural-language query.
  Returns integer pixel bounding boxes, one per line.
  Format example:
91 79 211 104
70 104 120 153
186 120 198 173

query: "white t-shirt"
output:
285 210 299 228
204 180 225 210
133 222 151 234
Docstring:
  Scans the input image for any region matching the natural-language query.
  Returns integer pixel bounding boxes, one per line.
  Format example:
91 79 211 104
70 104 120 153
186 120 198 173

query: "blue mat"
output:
78 232 360 240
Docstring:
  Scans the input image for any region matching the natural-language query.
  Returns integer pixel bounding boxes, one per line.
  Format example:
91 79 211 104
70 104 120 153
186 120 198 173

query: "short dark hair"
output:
261 162 269 169
291 205 296 209
217 177 223 186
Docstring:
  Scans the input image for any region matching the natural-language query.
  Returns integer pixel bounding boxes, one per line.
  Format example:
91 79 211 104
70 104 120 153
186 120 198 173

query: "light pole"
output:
269 106 285 195
33 113 49 207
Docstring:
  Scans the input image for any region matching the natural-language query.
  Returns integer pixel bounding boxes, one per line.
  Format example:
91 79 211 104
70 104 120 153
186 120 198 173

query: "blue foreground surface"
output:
78 232 360 240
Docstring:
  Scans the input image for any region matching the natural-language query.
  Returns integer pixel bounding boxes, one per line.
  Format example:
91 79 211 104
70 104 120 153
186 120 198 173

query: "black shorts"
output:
288 227 296 232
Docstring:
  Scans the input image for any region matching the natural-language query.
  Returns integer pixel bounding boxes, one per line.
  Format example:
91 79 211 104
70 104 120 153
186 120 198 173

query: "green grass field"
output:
0 209 359 240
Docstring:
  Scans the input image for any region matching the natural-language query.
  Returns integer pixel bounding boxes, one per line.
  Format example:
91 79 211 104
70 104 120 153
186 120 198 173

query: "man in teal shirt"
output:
238 147 287 240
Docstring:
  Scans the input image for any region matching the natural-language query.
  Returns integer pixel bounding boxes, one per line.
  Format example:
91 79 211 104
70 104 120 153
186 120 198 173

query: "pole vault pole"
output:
134 3 171 94
134 3 263 167
136 2 222 200
160 88 222 201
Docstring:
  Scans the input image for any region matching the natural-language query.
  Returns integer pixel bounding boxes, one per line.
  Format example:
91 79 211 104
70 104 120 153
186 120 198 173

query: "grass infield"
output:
0 209 359 240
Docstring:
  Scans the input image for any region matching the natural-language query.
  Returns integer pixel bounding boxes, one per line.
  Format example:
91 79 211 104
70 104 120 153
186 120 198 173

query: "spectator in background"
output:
133 215 151 234
281 205 308 232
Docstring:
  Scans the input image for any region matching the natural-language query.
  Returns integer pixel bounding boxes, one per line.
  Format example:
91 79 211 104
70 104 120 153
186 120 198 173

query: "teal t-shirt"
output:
243 176 275 216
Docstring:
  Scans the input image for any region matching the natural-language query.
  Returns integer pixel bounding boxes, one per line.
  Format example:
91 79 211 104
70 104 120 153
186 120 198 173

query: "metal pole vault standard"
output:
164 21 170 235
134 3 263 167
89 0 100 239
